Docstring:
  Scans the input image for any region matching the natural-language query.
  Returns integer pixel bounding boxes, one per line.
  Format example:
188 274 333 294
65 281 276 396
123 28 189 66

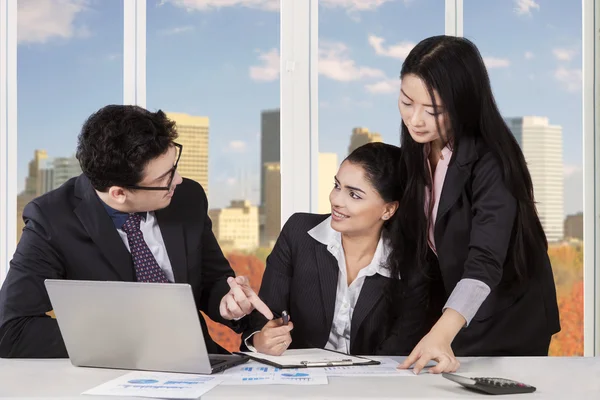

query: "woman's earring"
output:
382 215 389 220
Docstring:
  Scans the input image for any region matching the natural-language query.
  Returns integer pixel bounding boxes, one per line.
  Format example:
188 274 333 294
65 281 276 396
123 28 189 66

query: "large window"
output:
317 0 444 211
146 0 280 351
465 0 583 356
16 0 123 241
1 0 594 355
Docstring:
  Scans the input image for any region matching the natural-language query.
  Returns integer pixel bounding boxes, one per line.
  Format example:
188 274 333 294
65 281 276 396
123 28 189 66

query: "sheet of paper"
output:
322 357 420 377
82 371 224 399
239 348 373 366
220 361 328 385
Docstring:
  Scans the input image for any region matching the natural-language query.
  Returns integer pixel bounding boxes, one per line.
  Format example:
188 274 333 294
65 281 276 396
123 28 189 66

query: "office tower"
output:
564 212 583 241
17 150 48 242
260 109 280 207
263 162 281 247
259 109 280 246
166 112 210 196
38 158 55 196
506 116 564 242
318 153 339 214
24 150 47 197
348 127 382 155
52 156 81 190
208 200 259 251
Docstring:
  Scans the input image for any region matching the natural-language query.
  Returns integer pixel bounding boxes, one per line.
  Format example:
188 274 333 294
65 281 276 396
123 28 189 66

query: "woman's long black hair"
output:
398 35 547 284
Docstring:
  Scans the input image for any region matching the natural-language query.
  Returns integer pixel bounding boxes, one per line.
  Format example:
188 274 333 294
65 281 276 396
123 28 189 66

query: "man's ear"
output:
108 186 128 205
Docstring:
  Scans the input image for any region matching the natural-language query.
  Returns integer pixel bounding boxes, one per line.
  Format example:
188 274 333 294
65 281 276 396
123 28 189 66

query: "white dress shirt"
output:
309 216 394 353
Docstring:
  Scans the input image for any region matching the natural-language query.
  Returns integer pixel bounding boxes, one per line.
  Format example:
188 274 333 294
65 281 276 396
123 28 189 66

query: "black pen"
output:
281 310 289 325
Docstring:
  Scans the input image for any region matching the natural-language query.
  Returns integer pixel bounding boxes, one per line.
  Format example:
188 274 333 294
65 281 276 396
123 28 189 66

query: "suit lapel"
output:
435 136 479 232
435 163 470 224
315 244 339 339
351 274 387 349
155 208 188 283
73 176 134 281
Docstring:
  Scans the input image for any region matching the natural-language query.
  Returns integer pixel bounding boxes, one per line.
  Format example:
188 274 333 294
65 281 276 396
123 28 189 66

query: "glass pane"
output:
17 0 123 243
147 1 280 352
465 0 583 356
318 0 445 210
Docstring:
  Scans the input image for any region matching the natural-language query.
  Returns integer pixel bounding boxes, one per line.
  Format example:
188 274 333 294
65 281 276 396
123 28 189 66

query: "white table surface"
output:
1 356 599 399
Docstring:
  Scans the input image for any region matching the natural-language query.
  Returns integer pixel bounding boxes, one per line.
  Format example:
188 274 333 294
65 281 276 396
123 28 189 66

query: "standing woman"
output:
395 35 560 374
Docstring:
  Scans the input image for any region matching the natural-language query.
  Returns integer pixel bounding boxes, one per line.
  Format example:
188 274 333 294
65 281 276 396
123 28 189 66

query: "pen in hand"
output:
281 310 289 325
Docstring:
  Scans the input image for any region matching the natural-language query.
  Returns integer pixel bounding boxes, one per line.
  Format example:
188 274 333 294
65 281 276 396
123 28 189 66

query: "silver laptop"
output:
44 279 248 374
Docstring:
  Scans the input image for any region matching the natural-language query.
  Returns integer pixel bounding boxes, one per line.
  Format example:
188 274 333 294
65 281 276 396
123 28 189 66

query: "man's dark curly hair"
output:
76 105 178 192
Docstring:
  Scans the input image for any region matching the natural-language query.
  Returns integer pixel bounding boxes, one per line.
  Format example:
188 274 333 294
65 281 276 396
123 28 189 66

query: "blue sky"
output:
16 0 583 215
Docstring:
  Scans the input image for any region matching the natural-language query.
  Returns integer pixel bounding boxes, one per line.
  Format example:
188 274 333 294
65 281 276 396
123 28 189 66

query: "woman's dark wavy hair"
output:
398 35 547 283
344 142 414 287
76 105 178 192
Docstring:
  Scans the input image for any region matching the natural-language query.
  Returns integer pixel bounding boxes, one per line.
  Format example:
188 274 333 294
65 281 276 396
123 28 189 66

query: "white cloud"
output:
564 164 582 177
106 54 120 62
17 0 89 44
368 35 415 60
158 25 195 36
554 67 582 92
365 79 400 94
514 0 540 16
524 51 535 60
553 48 576 62
249 48 280 82
162 0 279 12
320 0 394 11
226 177 237 185
226 140 248 153
483 57 510 68
164 0 393 12
319 41 385 82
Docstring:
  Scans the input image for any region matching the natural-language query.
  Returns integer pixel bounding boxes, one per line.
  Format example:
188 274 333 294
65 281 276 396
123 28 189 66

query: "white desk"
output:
1 356 599 399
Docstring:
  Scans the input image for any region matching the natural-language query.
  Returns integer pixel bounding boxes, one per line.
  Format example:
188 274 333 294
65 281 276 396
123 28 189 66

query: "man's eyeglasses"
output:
126 142 182 191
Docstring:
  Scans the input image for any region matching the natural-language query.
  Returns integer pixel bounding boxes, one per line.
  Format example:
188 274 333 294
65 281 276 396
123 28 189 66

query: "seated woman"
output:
242 142 430 356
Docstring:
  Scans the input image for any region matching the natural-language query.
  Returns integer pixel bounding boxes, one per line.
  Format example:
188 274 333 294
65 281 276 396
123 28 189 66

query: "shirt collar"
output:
100 200 147 230
424 143 453 161
307 216 395 279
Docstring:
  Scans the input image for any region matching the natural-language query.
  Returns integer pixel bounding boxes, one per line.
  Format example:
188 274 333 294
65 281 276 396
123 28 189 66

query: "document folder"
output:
235 348 381 369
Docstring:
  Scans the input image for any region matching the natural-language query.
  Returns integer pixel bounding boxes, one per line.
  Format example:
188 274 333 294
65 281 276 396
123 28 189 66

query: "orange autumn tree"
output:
549 280 583 356
547 243 584 356
201 252 267 353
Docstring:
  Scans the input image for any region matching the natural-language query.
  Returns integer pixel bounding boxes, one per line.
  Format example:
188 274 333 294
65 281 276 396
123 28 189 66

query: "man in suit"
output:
0 105 272 358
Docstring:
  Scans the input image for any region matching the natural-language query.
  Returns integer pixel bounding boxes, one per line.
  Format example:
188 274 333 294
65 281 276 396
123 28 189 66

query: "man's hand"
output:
219 276 274 320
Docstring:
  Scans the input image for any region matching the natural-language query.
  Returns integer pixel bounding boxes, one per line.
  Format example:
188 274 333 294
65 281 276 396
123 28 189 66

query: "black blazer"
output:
242 213 430 355
0 175 241 358
430 136 561 356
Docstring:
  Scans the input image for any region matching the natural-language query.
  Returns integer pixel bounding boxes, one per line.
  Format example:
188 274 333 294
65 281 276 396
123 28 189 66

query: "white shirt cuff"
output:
244 330 261 353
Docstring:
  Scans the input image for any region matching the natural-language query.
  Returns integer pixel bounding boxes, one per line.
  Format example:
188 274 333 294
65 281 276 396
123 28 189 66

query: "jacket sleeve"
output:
194 186 243 333
0 201 68 358
443 151 518 324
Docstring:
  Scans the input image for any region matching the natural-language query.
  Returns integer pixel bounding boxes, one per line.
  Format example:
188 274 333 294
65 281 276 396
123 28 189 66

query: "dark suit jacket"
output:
242 213 430 355
0 175 241 358
430 136 561 356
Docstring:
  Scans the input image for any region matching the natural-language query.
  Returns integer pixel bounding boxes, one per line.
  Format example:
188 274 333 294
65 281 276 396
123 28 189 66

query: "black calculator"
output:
442 373 536 395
